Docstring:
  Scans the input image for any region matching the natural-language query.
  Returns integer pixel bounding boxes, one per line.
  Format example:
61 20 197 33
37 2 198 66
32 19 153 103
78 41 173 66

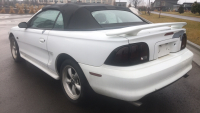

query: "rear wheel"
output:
60 60 88 104
10 37 22 62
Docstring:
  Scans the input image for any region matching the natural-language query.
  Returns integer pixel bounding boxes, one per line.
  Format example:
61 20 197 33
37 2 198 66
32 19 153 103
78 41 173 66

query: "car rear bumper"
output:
79 48 193 101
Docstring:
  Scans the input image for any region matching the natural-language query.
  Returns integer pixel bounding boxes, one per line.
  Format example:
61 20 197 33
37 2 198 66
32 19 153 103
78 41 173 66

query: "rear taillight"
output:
181 33 187 50
105 42 149 66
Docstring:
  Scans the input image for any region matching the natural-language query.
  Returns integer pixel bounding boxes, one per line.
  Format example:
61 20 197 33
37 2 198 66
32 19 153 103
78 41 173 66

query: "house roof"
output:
153 0 178 7
183 2 200 4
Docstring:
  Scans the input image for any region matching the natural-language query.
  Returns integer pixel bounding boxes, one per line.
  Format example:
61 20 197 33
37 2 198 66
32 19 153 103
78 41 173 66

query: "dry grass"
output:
140 13 200 46
159 11 200 18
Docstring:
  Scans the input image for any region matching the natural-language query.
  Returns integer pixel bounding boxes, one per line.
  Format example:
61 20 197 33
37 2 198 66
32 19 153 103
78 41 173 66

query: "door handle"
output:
39 38 45 43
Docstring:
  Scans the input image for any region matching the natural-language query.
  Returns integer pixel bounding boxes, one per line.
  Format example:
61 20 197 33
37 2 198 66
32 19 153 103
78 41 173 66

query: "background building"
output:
115 2 127 7
153 0 178 11
182 2 200 10
1 0 23 7
173 4 180 11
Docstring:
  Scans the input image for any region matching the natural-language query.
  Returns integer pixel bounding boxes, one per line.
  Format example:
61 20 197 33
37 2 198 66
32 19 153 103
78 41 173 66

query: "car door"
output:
46 13 65 72
22 10 60 68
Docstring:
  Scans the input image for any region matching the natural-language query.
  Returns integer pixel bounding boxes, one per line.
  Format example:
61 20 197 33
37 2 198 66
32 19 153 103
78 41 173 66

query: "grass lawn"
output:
154 11 200 18
140 13 200 46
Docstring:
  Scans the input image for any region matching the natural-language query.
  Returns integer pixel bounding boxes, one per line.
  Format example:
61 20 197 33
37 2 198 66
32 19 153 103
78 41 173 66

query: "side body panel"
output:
10 25 187 80
11 27 49 68
21 29 49 67
10 27 59 79
46 30 128 73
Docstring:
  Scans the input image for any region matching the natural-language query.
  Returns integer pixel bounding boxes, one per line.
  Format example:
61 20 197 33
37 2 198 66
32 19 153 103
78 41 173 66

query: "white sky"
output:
115 0 198 4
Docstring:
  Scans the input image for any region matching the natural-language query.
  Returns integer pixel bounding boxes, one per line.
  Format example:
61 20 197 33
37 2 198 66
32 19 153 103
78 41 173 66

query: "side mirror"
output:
18 22 28 28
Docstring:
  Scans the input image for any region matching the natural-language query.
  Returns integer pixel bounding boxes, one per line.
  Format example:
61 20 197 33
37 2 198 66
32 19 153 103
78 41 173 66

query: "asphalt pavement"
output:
0 14 200 113
151 11 200 22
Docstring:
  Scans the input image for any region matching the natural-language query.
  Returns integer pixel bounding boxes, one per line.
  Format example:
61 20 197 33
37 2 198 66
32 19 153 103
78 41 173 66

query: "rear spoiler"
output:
105 22 187 36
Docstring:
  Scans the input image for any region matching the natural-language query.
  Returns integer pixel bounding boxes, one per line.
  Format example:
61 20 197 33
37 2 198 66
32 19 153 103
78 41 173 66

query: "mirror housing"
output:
18 22 28 28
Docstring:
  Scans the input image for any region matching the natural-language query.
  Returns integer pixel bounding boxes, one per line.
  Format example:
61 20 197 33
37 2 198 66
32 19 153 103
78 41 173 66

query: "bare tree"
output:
129 0 142 8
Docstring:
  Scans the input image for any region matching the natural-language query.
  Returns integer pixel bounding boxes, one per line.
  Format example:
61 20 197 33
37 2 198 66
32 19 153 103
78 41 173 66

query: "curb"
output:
187 40 200 51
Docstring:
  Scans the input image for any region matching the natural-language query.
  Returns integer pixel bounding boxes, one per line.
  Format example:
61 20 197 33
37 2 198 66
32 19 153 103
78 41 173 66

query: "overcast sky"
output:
115 0 198 4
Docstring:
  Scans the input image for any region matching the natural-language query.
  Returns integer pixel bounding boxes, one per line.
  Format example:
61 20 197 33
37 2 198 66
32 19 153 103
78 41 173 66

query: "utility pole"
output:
159 0 161 18
148 0 151 15
149 0 150 8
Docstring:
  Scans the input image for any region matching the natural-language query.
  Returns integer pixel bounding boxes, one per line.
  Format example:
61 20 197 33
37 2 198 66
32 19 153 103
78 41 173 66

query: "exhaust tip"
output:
130 101 142 107
184 74 189 78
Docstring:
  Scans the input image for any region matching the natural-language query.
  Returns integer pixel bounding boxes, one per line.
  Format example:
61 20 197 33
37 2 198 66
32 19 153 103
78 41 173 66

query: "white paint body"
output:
10 16 193 101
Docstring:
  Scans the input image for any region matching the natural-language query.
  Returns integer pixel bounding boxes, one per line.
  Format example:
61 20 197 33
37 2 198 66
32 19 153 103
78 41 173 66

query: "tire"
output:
60 59 89 104
10 36 22 62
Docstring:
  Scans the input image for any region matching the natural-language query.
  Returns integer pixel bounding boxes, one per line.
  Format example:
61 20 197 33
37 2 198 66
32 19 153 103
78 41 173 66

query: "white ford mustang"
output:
9 3 193 105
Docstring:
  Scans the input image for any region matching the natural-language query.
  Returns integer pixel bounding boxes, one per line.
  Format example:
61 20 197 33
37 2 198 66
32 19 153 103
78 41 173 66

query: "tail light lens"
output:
104 42 149 66
181 33 187 50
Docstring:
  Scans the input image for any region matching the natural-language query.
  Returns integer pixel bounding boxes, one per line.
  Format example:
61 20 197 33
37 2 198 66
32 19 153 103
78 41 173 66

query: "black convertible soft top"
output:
42 3 147 30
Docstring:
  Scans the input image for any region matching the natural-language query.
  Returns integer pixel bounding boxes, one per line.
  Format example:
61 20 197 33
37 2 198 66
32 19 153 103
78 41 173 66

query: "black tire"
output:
60 59 89 104
10 36 22 62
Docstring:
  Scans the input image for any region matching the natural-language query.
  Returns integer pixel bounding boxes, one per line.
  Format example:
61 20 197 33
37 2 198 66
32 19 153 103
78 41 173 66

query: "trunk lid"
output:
105 22 187 61
127 28 184 61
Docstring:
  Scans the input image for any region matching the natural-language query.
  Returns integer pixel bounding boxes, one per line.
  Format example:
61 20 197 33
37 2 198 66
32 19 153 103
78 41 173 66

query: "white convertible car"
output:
9 3 193 105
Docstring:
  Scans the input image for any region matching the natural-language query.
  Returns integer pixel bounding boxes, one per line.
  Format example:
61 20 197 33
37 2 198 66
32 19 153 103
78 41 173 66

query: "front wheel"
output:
10 37 22 62
60 60 88 104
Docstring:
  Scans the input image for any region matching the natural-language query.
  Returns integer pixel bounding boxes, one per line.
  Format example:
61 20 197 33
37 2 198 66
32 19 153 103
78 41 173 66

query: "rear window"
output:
92 10 143 25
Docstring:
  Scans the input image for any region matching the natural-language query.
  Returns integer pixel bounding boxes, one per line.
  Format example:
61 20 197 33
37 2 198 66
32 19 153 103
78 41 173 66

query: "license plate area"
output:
158 43 171 58
154 38 181 59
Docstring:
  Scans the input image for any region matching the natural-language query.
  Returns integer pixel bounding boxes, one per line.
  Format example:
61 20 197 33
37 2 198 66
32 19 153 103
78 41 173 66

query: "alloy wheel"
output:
11 40 17 59
62 66 81 100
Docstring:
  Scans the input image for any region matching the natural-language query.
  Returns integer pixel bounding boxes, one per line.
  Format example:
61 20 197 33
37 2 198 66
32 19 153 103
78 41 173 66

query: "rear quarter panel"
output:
47 30 128 72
